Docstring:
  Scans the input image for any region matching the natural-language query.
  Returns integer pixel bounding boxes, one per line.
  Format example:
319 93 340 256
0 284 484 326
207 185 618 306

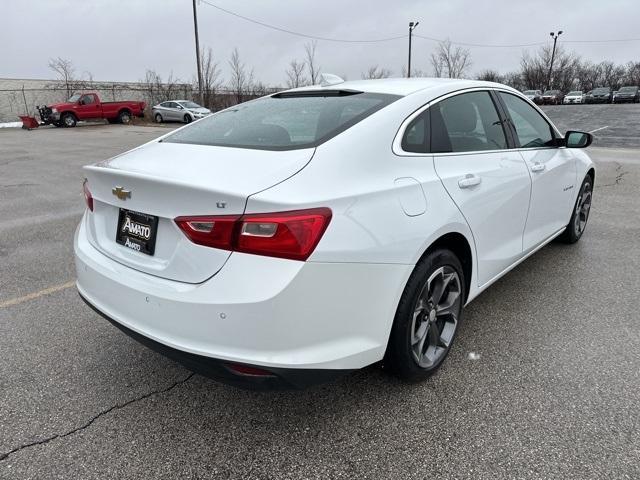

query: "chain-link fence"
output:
0 79 281 122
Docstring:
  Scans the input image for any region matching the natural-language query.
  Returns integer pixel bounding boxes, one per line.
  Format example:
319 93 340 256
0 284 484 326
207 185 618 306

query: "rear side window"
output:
164 92 400 150
499 92 555 148
430 91 508 153
401 111 429 153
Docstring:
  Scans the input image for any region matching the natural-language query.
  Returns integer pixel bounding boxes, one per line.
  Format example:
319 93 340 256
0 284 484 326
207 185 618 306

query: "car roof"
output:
282 77 518 97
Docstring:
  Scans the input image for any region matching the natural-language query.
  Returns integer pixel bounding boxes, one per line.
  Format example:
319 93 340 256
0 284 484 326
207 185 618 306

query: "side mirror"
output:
565 130 593 148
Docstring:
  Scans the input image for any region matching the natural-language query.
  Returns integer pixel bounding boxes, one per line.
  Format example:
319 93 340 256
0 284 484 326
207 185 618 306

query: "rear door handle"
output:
531 163 546 173
458 174 482 189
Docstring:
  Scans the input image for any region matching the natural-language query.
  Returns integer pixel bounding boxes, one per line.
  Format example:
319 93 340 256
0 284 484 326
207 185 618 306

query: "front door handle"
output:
531 162 546 173
458 174 482 189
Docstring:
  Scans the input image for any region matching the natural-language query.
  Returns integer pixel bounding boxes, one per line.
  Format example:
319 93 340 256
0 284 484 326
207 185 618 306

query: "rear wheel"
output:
385 249 465 381
155 113 163 123
184 114 192 123
118 110 132 125
559 175 593 244
61 113 76 128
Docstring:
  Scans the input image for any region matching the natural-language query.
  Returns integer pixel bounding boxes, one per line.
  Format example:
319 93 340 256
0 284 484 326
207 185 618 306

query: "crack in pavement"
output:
0 372 195 462
596 162 628 188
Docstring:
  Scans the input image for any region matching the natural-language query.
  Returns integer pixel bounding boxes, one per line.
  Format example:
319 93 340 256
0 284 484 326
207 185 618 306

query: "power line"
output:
198 0 640 48
414 34 546 48
198 0 405 43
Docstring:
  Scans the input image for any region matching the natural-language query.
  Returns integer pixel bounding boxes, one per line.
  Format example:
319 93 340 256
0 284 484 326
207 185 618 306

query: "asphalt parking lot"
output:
1 111 639 478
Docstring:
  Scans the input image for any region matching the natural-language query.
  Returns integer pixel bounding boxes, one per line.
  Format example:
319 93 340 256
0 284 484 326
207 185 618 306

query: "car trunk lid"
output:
83 141 314 283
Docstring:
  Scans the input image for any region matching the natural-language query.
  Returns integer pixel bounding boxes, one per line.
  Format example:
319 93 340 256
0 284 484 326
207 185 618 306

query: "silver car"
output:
152 100 211 124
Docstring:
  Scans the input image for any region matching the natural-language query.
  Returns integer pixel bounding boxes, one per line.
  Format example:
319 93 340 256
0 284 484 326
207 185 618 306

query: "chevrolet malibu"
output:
75 78 595 389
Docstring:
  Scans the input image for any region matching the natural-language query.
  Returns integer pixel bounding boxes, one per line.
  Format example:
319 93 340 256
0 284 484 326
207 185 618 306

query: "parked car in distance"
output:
563 91 585 104
586 87 612 104
153 100 211 123
541 89 564 105
76 78 595 390
523 90 543 104
37 92 145 128
613 85 640 103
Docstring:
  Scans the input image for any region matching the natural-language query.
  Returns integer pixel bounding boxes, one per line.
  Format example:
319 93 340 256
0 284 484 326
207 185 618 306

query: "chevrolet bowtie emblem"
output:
112 186 131 200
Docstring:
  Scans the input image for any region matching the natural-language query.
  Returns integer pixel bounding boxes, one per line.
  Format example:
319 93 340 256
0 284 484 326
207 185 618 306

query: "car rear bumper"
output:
74 213 411 383
79 292 351 390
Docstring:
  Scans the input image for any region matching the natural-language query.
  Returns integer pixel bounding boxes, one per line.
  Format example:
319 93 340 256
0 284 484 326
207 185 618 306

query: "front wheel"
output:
559 175 593 244
385 249 465 381
61 113 76 128
184 114 192 123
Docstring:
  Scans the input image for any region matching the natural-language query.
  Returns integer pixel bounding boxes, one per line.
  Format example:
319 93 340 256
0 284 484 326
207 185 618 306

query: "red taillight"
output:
83 179 93 212
175 208 332 261
174 215 240 250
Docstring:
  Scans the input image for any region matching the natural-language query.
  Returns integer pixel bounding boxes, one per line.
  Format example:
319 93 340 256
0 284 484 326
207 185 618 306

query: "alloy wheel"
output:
410 266 462 368
574 181 592 235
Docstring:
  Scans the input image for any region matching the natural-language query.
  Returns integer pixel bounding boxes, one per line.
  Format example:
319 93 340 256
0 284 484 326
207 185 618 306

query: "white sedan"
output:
75 78 595 389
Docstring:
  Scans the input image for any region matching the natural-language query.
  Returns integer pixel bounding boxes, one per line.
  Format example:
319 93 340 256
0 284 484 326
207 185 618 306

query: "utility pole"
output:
192 0 204 105
407 21 419 78
547 30 563 91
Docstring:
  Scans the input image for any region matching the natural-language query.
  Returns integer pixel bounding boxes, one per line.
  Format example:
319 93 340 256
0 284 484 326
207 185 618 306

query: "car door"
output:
75 94 101 119
497 92 576 252
431 90 532 287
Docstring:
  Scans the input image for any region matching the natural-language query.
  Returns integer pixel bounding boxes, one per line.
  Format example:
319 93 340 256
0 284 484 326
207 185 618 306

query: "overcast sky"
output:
2 0 640 86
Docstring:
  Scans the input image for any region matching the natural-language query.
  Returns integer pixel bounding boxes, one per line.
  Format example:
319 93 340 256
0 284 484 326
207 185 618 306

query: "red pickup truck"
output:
38 92 146 127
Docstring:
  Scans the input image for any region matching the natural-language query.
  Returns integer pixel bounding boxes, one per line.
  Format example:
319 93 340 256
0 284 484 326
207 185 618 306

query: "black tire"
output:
385 249 466 382
118 110 132 125
558 175 593 244
155 113 163 123
184 114 192 123
61 113 76 128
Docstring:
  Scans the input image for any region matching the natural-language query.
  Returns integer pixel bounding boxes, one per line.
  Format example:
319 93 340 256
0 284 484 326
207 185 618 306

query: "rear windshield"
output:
619 86 638 92
568 91 582 95
163 91 400 150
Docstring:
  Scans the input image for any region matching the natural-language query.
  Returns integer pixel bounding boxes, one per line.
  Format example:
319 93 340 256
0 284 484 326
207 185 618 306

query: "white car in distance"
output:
76 77 595 389
152 100 211 124
563 91 586 104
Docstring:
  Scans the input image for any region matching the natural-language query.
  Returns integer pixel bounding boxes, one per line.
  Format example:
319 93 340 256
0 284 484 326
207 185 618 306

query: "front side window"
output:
164 91 400 150
430 91 507 153
80 95 95 105
499 92 555 148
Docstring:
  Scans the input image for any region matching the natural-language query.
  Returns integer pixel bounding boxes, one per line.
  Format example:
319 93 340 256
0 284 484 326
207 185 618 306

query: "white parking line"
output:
589 126 609 134
0 281 75 309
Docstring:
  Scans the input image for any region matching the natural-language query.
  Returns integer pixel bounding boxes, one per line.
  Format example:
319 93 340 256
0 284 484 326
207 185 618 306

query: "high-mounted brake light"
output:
174 208 332 261
83 179 93 212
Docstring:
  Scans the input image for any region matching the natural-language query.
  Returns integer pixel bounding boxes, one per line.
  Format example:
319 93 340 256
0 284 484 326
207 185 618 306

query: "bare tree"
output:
521 45 579 91
141 70 185 112
400 65 425 78
625 61 640 86
305 40 321 85
48 57 76 98
476 69 503 83
362 66 392 79
285 59 307 88
228 48 254 104
199 47 223 108
430 40 472 79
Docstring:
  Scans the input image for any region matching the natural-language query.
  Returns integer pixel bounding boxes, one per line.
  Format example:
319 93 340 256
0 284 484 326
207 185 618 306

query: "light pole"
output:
407 21 420 78
192 0 204 106
547 30 563 91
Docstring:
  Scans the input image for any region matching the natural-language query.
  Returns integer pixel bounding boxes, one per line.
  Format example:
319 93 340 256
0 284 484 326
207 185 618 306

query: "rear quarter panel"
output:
245 90 477 278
